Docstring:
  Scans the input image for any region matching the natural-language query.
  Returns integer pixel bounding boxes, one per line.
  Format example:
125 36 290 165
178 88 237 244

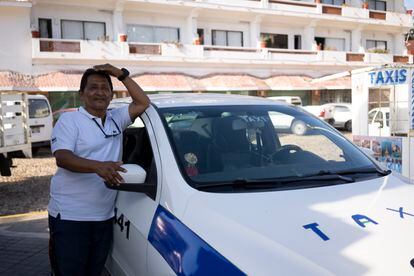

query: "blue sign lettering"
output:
399 69 407 83
368 72 375 84
369 69 408 86
387 207 414 219
352 214 378 228
303 223 330 241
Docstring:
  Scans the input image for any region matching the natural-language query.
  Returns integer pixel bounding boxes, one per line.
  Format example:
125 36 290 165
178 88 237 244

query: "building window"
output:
127 25 180 43
294 35 302 50
368 0 386 11
260 33 288 49
197 28 204 45
39 18 52 38
212 30 243 47
366 40 387 52
61 20 105 40
321 0 344 5
315 37 345 51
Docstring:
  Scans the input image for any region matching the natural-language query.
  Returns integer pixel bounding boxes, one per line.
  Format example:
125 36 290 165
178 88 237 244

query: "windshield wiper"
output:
197 172 355 191
333 167 391 176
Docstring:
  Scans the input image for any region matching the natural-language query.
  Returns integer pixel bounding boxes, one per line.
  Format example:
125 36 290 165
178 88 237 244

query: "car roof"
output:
323 103 352 107
110 93 288 109
28 94 48 100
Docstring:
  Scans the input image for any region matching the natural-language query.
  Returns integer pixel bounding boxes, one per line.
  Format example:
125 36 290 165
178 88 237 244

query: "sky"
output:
406 0 414 9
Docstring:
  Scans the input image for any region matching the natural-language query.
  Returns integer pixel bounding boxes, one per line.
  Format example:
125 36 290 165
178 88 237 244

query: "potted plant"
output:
118 34 128 42
362 1 369 9
259 37 271 48
31 26 40 38
193 36 202 45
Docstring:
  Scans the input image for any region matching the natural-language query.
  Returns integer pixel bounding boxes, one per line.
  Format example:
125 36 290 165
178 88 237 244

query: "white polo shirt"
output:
48 106 131 221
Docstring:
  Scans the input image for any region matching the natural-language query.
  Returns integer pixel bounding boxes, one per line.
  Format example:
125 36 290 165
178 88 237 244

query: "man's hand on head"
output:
93 64 123 79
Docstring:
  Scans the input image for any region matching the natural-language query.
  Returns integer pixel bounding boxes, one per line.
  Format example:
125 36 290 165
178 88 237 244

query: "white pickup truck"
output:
0 92 31 176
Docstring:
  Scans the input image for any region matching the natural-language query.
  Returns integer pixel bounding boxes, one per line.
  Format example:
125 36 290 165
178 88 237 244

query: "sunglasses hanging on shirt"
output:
92 118 121 138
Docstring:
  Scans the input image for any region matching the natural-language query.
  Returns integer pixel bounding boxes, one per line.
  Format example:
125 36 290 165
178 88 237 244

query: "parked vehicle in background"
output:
368 107 390 137
301 105 323 118
0 92 31 176
267 96 302 106
28 94 53 152
320 103 352 131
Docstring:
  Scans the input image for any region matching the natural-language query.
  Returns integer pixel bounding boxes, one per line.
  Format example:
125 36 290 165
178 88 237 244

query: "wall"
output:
197 20 250 47
0 6 32 74
31 4 114 40
362 31 393 53
123 11 187 43
315 28 352 52
260 25 304 50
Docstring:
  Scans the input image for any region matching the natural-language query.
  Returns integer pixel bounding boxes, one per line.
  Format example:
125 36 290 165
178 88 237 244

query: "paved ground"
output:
0 214 50 276
0 213 111 276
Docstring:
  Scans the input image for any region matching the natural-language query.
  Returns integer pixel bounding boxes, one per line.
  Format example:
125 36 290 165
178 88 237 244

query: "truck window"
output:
29 99 50 118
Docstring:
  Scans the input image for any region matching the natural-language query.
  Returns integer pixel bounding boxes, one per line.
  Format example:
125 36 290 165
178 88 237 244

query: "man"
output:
48 64 150 275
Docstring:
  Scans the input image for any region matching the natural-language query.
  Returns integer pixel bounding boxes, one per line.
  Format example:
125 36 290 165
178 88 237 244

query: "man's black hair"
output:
79 68 113 92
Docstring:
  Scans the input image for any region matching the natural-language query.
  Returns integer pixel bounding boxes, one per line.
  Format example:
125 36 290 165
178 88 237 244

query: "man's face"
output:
80 74 112 112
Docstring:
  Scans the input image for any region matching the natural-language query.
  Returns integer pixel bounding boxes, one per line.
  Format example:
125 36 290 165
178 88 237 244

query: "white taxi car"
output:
106 93 414 276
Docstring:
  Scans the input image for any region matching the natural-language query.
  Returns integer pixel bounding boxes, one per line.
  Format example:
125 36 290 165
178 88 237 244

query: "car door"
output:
332 105 350 127
368 109 379 136
28 96 53 144
108 110 162 276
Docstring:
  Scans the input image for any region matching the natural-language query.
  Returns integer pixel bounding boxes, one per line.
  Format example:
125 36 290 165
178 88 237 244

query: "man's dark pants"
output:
48 214 113 276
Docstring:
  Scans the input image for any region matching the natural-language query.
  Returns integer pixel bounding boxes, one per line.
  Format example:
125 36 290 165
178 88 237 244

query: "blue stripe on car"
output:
148 205 246 276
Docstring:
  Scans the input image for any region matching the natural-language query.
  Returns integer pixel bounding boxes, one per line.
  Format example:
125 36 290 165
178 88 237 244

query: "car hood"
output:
181 174 414 276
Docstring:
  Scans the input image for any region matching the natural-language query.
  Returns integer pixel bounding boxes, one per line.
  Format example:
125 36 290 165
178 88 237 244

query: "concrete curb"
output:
0 211 48 225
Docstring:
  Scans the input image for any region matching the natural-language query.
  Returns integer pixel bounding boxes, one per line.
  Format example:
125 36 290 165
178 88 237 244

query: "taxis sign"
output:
368 69 407 86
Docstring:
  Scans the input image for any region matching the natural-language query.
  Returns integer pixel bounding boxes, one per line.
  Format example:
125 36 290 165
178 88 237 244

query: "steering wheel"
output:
271 144 303 163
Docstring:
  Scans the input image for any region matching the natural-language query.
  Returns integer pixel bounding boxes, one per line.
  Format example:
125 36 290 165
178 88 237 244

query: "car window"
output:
159 105 376 191
374 110 383 124
334 106 349 112
368 109 377 122
279 133 345 162
385 112 390 127
122 116 157 198
29 99 50 118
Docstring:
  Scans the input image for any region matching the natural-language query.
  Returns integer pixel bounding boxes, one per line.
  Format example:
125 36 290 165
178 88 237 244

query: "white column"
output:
113 10 125 41
303 26 315 51
261 0 269 8
351 28 363 53
249 17 261 48
184 12 198 44
394 33 406 55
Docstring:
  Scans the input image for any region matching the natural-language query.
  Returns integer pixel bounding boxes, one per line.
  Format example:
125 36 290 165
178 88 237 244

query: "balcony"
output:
32 38 412 67
134 0 412 27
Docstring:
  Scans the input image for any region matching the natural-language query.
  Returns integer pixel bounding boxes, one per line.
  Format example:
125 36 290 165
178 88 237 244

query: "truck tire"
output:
0 154 11 176
345 120 352 132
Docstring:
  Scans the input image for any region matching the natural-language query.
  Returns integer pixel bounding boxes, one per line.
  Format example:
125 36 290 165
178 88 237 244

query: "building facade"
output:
0 0 412 110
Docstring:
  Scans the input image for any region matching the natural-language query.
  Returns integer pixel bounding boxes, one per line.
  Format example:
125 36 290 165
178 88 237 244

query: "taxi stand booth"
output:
351 65 414 180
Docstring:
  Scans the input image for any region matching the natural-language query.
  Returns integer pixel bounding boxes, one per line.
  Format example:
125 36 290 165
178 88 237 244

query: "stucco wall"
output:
0 6 32 74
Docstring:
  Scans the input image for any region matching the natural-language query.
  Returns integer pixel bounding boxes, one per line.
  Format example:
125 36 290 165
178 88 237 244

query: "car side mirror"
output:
119 164 146 183
373 121 383 129
105 164 156 198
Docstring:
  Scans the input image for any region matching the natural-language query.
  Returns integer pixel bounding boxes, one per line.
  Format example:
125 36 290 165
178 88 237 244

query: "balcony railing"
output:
179 0 412 26
32 39 412 66
39 40 80 53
